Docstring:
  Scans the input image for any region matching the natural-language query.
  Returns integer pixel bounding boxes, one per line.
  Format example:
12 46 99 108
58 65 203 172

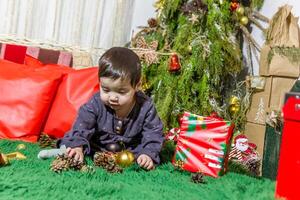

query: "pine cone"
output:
245 158 261 177
50 155 85 173
147 18 157 28
181 0 207 15
191 172 205 184
38 133 57 148
94 152 123 173
51 155 70 173
69 158 85 171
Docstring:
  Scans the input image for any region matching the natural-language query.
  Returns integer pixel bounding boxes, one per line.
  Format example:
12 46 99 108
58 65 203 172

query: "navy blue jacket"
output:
58 91 164 164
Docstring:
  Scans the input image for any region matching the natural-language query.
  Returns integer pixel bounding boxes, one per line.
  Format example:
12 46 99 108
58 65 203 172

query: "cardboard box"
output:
246 77 272 125
247 76 296 124
244 122 266 158
259 45 271 77
259 45 300 78
270 77 297 110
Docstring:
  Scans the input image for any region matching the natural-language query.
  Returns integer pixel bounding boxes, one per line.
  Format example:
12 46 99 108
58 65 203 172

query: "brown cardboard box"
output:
269 77 297 110
244 122 266 158
269 53 300 78
247 76 296 124
259 45 300 78
259 45 271 77
246 77 272 125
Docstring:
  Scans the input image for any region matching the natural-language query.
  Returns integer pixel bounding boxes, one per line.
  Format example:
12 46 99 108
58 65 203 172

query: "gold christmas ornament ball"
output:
240 16 249 26
229 95 240 106
236 6 245 16
115 150 135 168
229 105 240 115
16 144 26 150
229 95 240 115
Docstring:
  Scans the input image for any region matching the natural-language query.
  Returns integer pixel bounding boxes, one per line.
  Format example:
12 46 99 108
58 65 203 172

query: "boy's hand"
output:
66 146 84 162
137 154 154 170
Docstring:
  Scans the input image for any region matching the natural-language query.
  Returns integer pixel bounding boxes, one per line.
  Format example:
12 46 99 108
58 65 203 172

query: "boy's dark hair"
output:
98 47 141 87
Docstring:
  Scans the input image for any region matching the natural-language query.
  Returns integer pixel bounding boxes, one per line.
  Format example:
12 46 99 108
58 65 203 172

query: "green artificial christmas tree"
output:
131 0 265 131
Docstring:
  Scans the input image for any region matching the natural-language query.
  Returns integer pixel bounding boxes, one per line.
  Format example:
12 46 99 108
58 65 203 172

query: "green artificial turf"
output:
0 140 275 200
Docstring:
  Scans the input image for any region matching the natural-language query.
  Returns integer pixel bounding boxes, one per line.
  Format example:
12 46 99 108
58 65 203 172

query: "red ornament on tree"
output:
169 54 181 72
230 2 239 11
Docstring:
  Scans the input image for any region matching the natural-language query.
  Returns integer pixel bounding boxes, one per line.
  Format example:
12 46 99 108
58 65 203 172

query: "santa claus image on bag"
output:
229 134 259 161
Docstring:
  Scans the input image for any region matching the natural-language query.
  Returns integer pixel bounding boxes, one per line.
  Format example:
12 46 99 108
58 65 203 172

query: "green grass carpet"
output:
0 140 275 200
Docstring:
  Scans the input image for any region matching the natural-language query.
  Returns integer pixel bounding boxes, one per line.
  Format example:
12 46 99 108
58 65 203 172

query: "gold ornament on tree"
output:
240 16 249 26
228 95 241 115
236 6 245 16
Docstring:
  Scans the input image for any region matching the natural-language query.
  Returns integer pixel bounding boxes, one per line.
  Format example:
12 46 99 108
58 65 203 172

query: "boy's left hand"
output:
137 154 154 170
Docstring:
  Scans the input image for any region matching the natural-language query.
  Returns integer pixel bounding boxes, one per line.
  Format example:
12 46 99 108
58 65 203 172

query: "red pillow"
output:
43 67 99 138
0 60 64 142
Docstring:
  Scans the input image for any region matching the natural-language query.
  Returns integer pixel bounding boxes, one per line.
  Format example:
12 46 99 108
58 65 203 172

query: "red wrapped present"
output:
172 112 234 178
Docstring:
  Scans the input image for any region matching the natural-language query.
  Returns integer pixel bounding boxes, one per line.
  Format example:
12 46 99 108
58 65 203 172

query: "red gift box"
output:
172 112 234 177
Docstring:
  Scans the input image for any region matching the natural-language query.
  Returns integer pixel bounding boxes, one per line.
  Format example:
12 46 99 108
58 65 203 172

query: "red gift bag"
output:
172 112 234 177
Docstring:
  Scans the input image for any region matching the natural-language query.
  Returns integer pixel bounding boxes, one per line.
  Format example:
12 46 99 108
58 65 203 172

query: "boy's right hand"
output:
66 146 84 162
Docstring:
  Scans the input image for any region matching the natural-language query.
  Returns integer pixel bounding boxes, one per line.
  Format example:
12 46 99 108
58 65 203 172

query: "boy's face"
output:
100 77 139 113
